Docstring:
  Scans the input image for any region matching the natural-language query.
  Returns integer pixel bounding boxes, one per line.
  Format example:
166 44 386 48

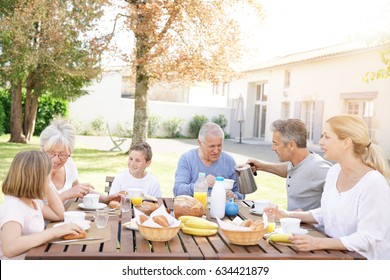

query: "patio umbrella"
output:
234 94 245 143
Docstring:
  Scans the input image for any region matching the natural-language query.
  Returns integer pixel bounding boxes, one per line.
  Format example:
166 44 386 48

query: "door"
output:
253 82 268 138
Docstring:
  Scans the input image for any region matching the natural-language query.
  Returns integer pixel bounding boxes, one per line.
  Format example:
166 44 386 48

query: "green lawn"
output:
0 135 287 208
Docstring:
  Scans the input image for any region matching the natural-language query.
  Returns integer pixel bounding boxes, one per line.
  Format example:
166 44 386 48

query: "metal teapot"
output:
235 163 257 194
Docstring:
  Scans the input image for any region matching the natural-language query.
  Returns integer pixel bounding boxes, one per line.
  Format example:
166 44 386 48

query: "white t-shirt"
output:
311 164 390 260
109 170 161 198
50 157 78 194
0 196 45 260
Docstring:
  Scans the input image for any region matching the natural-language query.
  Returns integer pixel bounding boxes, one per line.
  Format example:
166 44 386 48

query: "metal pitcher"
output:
235 164 257 194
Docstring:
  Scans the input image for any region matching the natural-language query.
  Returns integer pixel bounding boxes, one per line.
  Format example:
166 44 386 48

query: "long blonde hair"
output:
2 151 52 199
327 115 390 185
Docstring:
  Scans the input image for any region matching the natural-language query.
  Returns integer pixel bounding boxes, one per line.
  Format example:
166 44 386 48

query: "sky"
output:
244 0 390 62
103 0 390 67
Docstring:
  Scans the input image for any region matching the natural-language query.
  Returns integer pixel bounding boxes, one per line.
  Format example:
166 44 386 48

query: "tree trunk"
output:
131 11 151 147
9 81 26 143
24 89 39 142
132 63 149 146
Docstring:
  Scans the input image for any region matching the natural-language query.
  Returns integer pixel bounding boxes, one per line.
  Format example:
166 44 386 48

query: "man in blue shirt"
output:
173 122 243 199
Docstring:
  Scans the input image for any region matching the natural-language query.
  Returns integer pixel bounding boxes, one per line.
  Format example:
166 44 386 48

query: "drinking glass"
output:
121 195 131 212
95 209 109 229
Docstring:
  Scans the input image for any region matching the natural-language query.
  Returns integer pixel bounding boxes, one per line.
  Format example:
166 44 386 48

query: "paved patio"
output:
76 135 323 164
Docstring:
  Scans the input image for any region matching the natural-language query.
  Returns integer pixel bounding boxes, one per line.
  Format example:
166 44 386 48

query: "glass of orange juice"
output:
127 188 143 207
194 191 207 214
131 196 143 206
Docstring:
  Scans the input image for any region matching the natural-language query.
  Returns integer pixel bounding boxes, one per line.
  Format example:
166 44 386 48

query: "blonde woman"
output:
267 115 390 260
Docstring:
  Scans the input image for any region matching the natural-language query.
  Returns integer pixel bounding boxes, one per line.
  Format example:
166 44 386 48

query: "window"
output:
302 101 315 141
284 70 290 88
281 102 290 119
253 82 268 138
346 99 375 138
340 92 377 139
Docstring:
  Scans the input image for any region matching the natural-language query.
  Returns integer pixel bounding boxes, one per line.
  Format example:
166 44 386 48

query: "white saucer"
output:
274 228 308 235
124 219 139 231
249 208 263 216
78 202 107 210
53 221 91 231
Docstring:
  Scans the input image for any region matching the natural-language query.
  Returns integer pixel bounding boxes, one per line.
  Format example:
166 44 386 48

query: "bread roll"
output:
152 215 169 227
108 200 120 209
249 220 264 231
135 201 159 216
62 230 87 240
173 195 204 218
240 219 253 227
139 214 148 224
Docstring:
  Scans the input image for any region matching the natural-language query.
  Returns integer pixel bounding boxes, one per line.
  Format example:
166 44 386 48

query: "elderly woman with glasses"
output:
40 118 120 204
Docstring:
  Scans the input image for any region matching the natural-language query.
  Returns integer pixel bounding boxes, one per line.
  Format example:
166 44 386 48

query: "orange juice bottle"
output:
194 172 208 214
194 192 207 212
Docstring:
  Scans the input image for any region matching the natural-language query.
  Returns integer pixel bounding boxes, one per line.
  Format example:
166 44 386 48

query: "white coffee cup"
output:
253 200 271 214
64 211 86 226
223 178 235 190
280 218 301 233
83 193 99 208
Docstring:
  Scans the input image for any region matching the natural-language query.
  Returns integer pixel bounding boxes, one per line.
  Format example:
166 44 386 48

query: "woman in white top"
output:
267 115 390 260
109 141 161 198
40 118 120 204
0 151 84 259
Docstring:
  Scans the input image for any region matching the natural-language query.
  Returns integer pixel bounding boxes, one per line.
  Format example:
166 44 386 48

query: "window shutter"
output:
294 102 301 119
313 101 324 144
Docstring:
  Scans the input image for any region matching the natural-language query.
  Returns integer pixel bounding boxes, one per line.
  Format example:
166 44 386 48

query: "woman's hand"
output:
290 234 322 251
69 183 93 198
263 205 289 220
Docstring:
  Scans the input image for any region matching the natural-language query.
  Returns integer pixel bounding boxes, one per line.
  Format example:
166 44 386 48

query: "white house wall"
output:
229 47 390 158
69 71 235 137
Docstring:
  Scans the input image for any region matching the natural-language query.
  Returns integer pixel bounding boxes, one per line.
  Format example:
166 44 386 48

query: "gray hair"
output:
271 119 307 148
198 122 224 143
40 118 76 152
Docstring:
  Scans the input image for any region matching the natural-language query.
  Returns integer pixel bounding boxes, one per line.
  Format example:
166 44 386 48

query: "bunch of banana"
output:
266 233 292 243
178 216 218 236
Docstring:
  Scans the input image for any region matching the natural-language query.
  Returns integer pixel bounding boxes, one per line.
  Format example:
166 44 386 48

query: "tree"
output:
0 0 111 143
115 0 263 145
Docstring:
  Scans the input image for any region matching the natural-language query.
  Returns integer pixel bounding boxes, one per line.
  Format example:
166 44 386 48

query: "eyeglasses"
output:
44 151 71 161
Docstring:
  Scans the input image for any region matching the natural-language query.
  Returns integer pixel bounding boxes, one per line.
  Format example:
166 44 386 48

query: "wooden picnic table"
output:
25 198 365 260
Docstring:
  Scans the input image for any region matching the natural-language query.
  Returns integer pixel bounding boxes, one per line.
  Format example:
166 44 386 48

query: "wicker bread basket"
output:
221 227 266 245
137 222 180 242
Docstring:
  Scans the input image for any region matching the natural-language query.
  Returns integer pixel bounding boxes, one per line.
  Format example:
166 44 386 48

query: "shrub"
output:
69 118 85 135
189 115 208 138
163 117 184 138
35 94 68 136
90 116 106 136
212 114 228 130
0 102 5 135
116 121 133 138
212 114 229 138
0 90 11 134
148 114 161 137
